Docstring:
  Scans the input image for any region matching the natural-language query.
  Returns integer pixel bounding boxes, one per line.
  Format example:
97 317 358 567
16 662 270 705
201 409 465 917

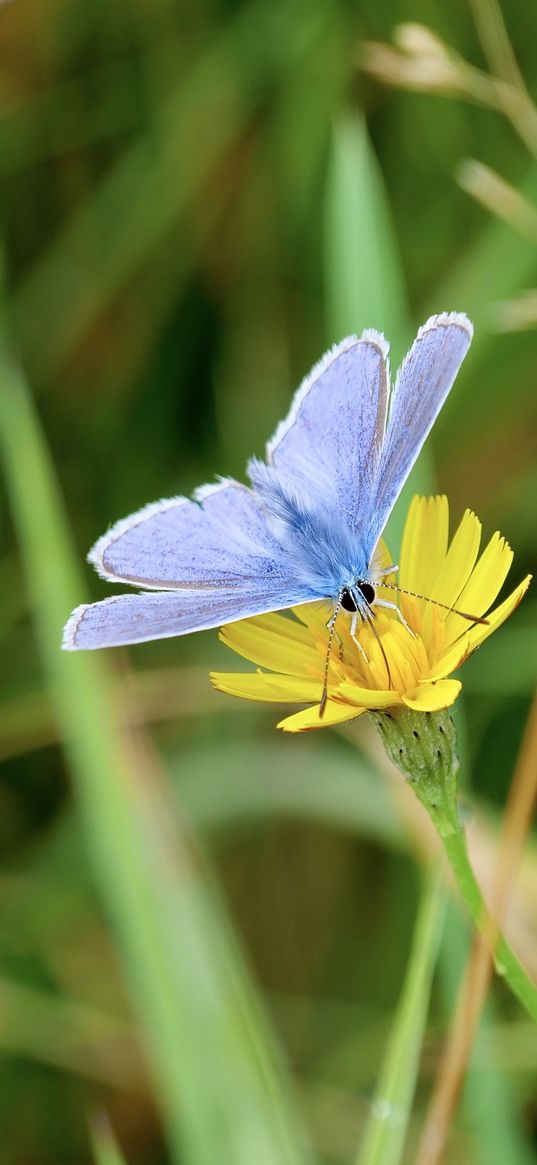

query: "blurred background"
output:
1 0 536 1162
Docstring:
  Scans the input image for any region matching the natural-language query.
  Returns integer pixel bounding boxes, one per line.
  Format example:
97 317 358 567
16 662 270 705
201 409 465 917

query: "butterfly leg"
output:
324 616 344 661
320 603 345 717
360 604 393 689
348 612 370 663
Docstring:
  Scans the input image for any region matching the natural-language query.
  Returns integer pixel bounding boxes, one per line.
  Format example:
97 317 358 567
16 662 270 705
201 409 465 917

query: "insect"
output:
63 313 475 711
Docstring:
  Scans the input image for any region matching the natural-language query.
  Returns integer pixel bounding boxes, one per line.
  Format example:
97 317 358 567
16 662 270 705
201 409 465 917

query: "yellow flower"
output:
211 496 531 732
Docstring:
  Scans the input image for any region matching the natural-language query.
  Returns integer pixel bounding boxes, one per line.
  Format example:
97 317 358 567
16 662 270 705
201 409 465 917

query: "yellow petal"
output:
392 621 431 674
445 532 514 641
425 634 471 681
419 576 531 678
293 600 332 633
219 611 317 675
211 670 323 703
336 682 402 709
464 574 532 653
426 605 447 664
402 678 461 711
430 507 482 609
400 495 449 599
278 701 366 732
379 626 420 691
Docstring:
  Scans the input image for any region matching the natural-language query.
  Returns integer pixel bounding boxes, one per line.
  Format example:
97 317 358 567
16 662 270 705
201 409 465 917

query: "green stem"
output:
372 708 537 1024
355 863 446 1165
434 817 537 1023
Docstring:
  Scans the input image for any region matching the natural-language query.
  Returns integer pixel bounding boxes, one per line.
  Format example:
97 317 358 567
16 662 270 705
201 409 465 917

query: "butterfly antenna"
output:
377 582 489 625
362 605 393 690
320 600 342 718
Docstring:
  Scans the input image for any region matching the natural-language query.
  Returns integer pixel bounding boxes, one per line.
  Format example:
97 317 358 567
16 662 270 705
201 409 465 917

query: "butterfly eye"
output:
357 580 376 606
340 587 359 613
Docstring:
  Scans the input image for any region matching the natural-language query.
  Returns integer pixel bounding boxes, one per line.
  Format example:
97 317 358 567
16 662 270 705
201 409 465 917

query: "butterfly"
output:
63 312 473 710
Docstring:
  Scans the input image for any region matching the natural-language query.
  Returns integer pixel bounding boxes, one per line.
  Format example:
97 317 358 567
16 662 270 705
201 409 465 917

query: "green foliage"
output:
0 1 536 1163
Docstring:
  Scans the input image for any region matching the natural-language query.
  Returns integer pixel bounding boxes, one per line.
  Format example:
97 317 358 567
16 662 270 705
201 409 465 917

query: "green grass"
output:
0 1 536 1162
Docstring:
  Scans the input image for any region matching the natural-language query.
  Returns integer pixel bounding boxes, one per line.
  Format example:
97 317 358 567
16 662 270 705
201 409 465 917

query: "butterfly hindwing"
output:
63 583 315 650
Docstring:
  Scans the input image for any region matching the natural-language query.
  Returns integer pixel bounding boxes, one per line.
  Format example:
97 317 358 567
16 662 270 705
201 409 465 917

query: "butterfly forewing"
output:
266 334 389 530
90 479 305 592
367 313 473 550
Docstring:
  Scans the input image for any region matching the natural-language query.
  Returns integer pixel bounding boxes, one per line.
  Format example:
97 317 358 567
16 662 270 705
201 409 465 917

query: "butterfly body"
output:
63 313 473 653
247 456 370 598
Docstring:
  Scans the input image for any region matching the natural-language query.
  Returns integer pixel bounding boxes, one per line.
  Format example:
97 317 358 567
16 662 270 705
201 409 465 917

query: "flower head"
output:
211 496 531 731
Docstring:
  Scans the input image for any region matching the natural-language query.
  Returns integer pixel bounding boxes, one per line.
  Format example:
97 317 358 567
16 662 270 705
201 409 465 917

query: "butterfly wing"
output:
63 583 315 650
366 313 473 551
265 333 389 528
64 478 316 649
66 316 472 652
89 479 305 592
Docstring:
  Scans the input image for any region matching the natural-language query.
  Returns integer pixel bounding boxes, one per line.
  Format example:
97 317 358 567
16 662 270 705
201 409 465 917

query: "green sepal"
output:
369 707 460 838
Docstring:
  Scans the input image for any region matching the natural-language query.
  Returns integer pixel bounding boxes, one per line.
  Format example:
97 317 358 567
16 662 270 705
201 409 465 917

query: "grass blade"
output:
0 327 309 1163
89 1113 129 1165
428 161 537 337
323 113 426 557
13 0 328 384
354 865 446 1165
323 113 410 361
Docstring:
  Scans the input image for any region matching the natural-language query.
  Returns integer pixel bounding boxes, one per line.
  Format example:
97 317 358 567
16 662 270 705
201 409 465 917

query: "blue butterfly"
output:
63 313 473 703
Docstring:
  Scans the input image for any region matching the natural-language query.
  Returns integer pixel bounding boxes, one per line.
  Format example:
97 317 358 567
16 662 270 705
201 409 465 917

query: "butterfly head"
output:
340 581 376 612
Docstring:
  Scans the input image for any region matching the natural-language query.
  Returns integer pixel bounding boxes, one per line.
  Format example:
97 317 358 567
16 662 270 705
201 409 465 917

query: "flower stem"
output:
434 820 537 1022
372 708 537 1024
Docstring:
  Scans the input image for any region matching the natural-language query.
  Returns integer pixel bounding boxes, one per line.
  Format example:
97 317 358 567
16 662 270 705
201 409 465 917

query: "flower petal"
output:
445 531 514 641
398 496 449 628
219 611 317 675
429 507 481 610
336 682 402 709
425 634 471 681
211 670 323 703
464 574 532 653
402 678 461 711
293 600 332 633
278 701 366 732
